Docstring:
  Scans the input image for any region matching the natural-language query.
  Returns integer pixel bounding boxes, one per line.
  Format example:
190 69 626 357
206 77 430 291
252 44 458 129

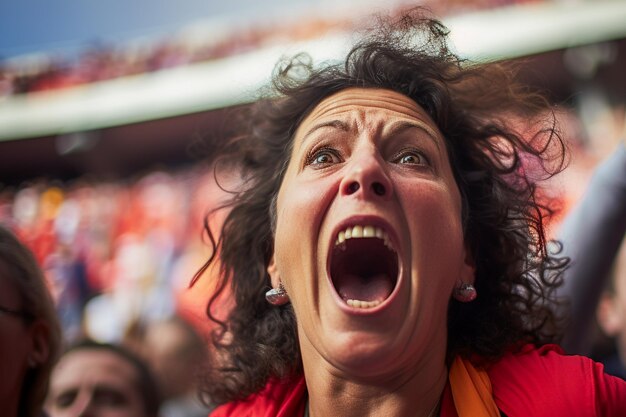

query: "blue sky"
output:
0 0 306 59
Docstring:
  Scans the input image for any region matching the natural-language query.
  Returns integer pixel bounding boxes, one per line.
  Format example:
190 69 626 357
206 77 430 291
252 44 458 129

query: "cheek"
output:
273 177 337 276
403 183 465 269
275 175 338 241
403 180 463 233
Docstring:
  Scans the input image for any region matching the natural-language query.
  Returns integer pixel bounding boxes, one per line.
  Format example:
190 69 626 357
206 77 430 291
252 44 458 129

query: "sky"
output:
0 0 316 59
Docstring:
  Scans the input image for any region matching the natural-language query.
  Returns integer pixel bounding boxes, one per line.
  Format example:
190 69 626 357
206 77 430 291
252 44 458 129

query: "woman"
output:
196 11 626 416
0 224 62 417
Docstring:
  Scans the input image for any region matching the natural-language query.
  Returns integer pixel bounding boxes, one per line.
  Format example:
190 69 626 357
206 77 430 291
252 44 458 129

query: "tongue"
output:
337 273 394 302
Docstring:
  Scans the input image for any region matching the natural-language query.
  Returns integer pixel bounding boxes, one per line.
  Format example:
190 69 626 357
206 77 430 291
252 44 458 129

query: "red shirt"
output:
210 345 626 416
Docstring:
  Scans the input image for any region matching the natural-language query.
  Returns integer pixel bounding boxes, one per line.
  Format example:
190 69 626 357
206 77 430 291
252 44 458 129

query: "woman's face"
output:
269 88 474 379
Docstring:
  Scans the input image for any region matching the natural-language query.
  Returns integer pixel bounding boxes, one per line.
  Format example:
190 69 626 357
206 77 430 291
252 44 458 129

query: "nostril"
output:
347 182 360 194
372 182 386 196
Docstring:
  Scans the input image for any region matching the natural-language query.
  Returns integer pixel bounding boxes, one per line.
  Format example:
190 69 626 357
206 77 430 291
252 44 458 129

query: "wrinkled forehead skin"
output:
301 88 440 134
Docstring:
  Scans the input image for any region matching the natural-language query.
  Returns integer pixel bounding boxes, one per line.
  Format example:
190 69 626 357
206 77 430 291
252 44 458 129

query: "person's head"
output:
0 224 62 417
196 10 567 404
597 237 626 363
45 340 161 417
142 316 206 400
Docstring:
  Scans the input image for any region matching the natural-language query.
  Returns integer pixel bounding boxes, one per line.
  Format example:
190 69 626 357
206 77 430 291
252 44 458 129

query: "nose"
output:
71 392 94 417
340 151 393 200
76 402 96 417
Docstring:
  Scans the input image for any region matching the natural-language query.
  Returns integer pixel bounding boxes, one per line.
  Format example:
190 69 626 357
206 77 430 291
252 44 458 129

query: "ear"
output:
267 254 281 288
28 320 51 366
597 293 622 337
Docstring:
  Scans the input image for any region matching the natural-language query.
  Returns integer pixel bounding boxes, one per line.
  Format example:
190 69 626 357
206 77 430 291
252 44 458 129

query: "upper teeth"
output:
335 225 394 250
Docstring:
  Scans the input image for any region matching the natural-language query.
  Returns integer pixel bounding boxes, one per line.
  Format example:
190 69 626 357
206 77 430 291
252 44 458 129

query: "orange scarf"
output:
448 356 500 417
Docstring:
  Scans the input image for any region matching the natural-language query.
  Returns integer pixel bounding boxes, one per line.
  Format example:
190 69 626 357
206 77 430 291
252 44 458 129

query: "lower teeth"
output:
346 299 382 309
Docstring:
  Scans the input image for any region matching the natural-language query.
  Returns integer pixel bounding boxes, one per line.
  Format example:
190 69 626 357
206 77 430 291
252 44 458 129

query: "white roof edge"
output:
1 1 625 141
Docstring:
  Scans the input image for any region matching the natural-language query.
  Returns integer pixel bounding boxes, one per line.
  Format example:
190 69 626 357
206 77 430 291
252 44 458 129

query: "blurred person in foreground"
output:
0 224 62 417
556 133 626 374
45 340 161 417
597 237 626 379
142 316 213 417
195 10 626 417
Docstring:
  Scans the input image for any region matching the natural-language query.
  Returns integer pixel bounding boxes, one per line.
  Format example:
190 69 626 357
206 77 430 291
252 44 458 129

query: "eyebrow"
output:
298 118 442 152
385 120 441 151
53 383 131 396
298 120 350 151
53 387 78 398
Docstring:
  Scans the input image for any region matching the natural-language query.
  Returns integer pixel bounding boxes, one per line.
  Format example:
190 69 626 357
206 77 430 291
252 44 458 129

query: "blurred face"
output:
269 88 474 379
46 349 147 417
0 267 32 412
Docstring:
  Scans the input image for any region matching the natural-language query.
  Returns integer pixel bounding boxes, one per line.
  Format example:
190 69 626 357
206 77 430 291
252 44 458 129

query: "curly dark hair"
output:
194 10 568 405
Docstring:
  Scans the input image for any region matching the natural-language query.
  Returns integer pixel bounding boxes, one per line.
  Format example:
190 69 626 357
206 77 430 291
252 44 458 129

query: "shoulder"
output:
488 344 626 416
210 375 307 417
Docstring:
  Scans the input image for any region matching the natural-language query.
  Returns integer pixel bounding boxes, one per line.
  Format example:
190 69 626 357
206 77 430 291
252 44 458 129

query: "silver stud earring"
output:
265 283 289 305
453 283 477 302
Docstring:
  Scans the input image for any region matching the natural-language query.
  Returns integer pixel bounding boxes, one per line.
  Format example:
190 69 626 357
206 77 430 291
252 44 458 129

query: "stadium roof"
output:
1 1 625 141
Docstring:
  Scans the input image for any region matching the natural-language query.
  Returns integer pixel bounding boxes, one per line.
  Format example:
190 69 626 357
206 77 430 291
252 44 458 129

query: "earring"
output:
27 357 38 368
265 283 289 305
453 283 477 302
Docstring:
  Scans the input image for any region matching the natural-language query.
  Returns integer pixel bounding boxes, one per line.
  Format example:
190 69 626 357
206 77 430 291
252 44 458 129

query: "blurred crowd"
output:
0 1 623 415
0 0 542 98
0 84 623 417
2 136 623 417
0 165 235 415
0 164 235 345
1 217 213 416
0 94 621 341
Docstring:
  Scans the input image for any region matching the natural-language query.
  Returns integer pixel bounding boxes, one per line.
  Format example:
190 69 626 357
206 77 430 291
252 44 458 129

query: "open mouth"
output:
330 225 399 309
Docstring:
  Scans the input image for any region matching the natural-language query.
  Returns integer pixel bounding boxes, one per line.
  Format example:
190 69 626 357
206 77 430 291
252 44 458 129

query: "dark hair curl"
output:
194 10 568 405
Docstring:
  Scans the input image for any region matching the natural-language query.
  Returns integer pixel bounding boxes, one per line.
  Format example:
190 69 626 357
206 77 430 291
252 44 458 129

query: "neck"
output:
302 342 447 417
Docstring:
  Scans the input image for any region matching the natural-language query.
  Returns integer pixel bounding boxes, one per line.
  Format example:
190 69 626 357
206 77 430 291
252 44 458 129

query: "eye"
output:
393 149 430 167
55 391 78 408
306 147 341 167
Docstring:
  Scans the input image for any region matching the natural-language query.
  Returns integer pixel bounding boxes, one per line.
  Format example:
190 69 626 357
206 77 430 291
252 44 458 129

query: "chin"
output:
322 330 409 378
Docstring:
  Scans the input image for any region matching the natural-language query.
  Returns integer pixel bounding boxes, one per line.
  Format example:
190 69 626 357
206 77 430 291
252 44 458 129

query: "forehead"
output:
297 88 438 136
51 349 139 390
